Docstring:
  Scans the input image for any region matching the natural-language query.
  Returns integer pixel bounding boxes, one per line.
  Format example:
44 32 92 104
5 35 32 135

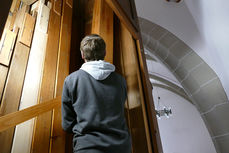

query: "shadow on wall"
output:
139 17 229 153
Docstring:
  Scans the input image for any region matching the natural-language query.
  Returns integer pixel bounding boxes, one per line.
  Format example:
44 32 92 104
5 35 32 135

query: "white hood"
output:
80 60 115 80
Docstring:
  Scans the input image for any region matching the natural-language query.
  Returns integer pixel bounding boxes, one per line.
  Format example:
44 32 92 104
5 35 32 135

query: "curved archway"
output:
139 17 229 152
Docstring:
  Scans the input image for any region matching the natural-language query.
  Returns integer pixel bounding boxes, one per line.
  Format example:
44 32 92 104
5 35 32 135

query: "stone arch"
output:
139 17 229 153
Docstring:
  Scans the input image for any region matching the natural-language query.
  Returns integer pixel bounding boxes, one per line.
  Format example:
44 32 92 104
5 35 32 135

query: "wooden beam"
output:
105 0 139 39
0 97 61 133
0 42 30 153
92 0 114 63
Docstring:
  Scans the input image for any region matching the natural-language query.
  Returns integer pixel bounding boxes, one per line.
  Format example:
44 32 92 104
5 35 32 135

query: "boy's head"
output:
80 34 106 61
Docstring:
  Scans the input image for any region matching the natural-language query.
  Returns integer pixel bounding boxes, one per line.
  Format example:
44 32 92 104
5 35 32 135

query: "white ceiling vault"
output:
139 17 229 153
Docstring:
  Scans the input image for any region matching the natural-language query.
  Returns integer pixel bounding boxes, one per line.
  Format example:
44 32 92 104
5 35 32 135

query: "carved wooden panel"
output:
0 29 16 66
19 13 35 47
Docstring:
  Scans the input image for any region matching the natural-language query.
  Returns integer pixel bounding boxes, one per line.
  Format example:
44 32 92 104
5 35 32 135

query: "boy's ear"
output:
81 51 85 59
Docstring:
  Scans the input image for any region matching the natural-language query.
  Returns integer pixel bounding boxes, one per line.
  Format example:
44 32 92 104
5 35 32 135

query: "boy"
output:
61 34 131 153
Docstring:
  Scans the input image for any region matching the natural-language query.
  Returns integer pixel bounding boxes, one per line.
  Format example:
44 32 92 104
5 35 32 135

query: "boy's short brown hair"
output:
80 34 106 61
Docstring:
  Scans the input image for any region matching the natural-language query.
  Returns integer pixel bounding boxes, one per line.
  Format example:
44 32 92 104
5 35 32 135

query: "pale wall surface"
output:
153 87 217 153
135 0 229 97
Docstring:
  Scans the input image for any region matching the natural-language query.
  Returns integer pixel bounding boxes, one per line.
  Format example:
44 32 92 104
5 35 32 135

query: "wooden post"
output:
0 42 30 153
92 0 114 63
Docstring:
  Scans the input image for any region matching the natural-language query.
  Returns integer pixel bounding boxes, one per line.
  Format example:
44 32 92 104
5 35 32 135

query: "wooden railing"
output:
0 96 61 132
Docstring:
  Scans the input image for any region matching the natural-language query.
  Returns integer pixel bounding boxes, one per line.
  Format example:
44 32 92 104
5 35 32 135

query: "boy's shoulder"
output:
65 69 85 82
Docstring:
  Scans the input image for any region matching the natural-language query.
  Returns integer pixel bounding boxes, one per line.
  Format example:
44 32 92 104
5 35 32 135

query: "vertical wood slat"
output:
18 13 36 47
0 29 17 66
12 2 50 153
91 0 113 63
51 0 73 152
0 42 30 153
118 23 150 153
136 40 163 153
0 65 8 102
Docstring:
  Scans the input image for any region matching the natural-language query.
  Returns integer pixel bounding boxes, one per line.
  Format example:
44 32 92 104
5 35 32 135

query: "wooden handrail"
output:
0 96 61 132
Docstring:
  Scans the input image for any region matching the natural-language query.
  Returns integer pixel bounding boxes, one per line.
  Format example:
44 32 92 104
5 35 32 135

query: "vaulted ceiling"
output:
139 17 229 153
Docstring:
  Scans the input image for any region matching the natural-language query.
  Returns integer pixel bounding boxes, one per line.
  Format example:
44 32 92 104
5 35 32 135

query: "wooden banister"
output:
0 96 61 132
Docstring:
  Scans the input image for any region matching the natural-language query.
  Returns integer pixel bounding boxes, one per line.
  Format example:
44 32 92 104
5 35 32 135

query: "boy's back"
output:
62 69 131 153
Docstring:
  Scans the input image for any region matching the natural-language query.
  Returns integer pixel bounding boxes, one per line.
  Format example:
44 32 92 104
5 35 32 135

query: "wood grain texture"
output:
14 5 30 29
51 1 73 152
0 42 30 153
0 29 16 66
136 40 163 153
105 0 139 39
30 1 62 153
12 2 51 153
114 20 153 153
21 0 38 5
0 65 8 102
9 12 17 31
92 0 114 63
66 0 73 8
10 0 21 13
0 97 61 133
54 0 62 16
19 13 35 47
12 31 48 153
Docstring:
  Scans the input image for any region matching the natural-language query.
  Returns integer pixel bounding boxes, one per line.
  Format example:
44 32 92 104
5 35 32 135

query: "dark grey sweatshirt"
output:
61 69 131 153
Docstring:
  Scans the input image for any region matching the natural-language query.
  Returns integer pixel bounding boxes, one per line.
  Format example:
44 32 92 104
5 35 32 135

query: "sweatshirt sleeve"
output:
61 78 76 133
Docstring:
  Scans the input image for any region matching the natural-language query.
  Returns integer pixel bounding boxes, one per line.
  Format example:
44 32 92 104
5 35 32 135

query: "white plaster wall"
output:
135 0 229 98
153 87 216 153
